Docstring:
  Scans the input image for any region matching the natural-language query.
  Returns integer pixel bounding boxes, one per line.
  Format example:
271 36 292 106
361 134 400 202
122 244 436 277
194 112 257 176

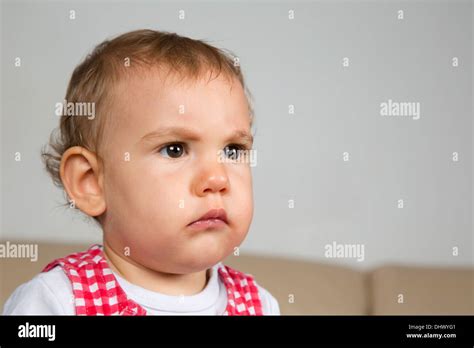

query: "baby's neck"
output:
102 239 209 296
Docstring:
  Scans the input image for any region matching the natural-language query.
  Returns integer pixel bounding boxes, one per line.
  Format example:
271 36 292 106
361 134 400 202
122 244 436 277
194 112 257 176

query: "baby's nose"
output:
193 162 229 196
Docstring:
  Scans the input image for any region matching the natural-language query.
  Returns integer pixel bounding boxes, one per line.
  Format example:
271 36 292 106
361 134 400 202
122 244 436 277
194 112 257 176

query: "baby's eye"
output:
158 143 186 158
223 144 246 160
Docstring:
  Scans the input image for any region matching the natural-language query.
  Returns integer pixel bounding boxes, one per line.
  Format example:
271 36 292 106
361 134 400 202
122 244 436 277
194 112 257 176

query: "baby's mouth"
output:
187 208 228 230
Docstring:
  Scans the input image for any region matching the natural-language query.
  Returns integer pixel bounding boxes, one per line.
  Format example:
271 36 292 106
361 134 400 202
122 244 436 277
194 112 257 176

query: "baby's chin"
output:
175 246 235 274
145 256 225 275
141 240 237 275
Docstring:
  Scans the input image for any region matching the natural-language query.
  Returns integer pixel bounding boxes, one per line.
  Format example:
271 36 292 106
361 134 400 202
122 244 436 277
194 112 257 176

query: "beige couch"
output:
1 241 473 314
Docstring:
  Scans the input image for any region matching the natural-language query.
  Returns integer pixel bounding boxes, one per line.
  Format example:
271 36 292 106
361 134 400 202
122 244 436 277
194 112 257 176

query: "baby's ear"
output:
59 146 106 217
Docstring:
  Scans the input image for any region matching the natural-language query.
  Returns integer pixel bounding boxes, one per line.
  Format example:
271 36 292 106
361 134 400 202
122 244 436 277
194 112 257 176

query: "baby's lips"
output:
187 208 228 226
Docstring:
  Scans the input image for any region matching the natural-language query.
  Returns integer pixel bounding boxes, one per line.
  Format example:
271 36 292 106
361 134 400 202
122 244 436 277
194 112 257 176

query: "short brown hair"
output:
42 29 254 191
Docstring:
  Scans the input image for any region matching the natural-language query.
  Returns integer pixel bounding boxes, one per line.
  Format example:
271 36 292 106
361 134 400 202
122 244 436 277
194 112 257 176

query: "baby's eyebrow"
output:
141 126 200 142
140 126 254 145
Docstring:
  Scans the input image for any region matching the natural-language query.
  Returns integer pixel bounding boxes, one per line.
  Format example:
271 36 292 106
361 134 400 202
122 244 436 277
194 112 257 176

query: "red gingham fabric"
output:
42 244 263 316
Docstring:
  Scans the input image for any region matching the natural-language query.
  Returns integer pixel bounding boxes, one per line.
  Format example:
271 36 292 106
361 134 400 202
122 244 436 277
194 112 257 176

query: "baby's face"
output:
100 69 254 274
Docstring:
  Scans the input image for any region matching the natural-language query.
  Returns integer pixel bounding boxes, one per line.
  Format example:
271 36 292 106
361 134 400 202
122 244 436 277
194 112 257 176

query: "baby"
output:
3 29 279 315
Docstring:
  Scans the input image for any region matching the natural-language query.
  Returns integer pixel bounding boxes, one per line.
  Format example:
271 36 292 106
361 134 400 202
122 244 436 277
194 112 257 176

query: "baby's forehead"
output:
120 66 239 94
105 69 251 137
113 68 247 115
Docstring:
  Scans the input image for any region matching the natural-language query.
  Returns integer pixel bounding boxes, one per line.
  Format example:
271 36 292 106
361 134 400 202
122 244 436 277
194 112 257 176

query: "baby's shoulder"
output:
2 266 75 315
254 281 280 315
218 263 280 315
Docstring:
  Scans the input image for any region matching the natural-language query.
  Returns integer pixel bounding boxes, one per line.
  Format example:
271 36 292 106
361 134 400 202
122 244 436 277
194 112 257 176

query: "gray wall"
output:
1 0 472 270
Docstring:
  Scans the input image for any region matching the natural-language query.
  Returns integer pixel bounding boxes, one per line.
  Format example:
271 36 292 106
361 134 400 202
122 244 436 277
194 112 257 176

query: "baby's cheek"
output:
239 174 254 220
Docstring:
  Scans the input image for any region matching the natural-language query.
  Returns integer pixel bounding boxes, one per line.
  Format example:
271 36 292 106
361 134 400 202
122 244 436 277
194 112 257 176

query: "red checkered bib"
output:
42 244 263 316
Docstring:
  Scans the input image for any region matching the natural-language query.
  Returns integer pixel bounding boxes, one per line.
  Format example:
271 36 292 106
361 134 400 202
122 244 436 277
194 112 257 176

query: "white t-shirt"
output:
2 262 280 315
